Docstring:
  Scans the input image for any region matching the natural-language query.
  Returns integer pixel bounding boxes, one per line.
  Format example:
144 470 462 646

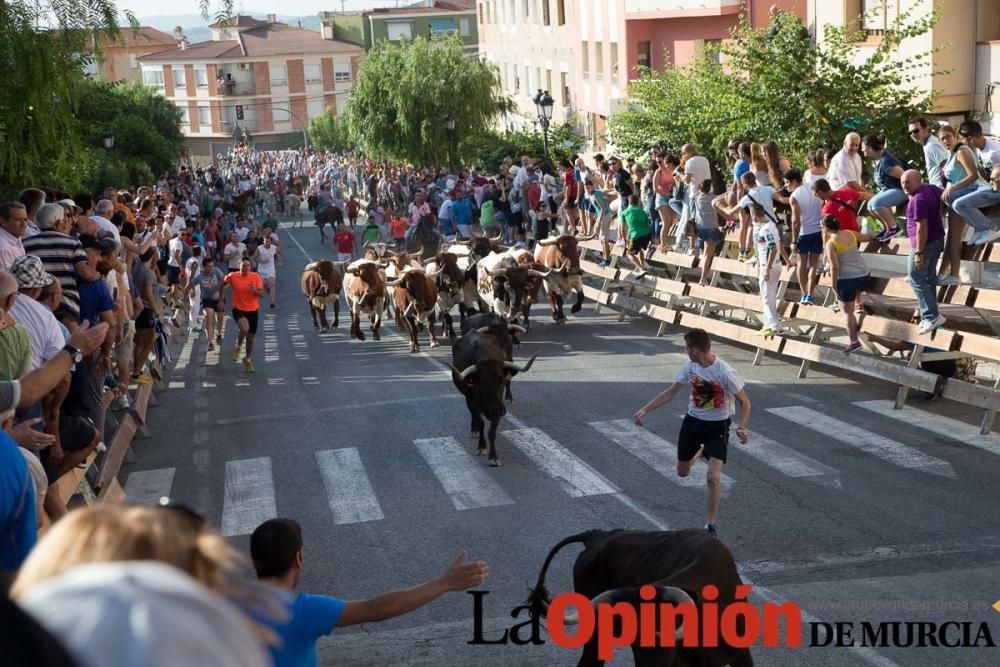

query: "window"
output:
609 42 618 86
178 105 190 125
141 66 164 89
307 98 325 118
198 106 211 125
860 0 887 34
430 18 457 35
557 0 565 26
129 54 138 69
334 62 351 83
595 42 603 82
522 0 530 21
272 100 290 122
270 64 287 86
536 67 542 94
305 64 322 84
560 72 569 107
172 67 186 87
479 2 485 24
637 41 651 69
83 59 100 77
525 66 532 95
195 66 208 87
460 17 471 37
542 0 550 26
581 42 589 80
387 20 413 41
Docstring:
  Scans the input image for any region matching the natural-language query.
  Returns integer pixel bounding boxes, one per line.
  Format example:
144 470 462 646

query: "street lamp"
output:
445 111 456 172
103 131 115 150
532 89 554 162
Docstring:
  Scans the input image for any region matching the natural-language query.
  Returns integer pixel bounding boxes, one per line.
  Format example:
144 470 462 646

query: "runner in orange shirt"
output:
222 257 264 373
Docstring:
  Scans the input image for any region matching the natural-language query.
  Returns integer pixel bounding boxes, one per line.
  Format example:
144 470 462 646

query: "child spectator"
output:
390 214 408 251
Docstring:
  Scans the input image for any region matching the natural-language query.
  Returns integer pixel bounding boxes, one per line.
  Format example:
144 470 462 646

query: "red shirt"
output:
334 230 355 253
821 188 861 233
346 200 360 215
390 218 408 239
564 169 578 200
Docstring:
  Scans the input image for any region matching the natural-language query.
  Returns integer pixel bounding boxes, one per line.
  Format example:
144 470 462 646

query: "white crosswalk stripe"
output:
738 432 841 487
315 448 385 524
221 457 278 536
414 438 515 510
588 420 735 491
854 399 1000 458
501 428 619 497
124 467 176 505
767 406 956 478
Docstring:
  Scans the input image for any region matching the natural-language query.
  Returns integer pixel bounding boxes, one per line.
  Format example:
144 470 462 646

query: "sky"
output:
116 0 402 20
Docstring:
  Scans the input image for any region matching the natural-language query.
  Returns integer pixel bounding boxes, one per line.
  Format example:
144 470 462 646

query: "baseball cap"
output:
9 255 56 289
55 199 81 213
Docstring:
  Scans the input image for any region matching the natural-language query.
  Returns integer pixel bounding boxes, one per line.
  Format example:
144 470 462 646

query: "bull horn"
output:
476 326 491 333
508 325 526 334
386 277 404 286
527 268 552 278
363 241 372 248
489 231 504 242
504 353 537 374
575 233 597 241
453 238 471 245
652 586 695 640
448 364 477 381
482 266 506 277
377 261 390 268
425 266 443 278
537 236 559 246
558 259 571 273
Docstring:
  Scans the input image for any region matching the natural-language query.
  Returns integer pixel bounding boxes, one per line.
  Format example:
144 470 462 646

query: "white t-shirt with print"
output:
738 185 777 224
753 220 781 269
673 357 745 422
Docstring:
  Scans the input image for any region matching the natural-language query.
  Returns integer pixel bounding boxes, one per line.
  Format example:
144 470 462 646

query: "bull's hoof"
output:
372 331 381 341
314 324 321 331
489 458 501 467
477 447 487 457
332 321 339 329
505 398 514 405
570 303 582 314
429 340 439 348
355 331 366 341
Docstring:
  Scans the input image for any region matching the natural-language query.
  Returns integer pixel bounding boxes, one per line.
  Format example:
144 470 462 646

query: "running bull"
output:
527 529 754 666
388 265 442 352
450 326 536 466
460 312 526 403
300 260 343 332
534 234 593 323
476 251 550 326
343 259 386 341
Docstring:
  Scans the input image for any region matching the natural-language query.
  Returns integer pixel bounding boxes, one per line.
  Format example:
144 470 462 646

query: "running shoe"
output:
758 326 779 337
937 275 960 286
874 227 898 242
111 394 131 411
132 373 153 385
842 341 862 355
704 524 718 538
216 334 222 343
270 303 276 309
917 315 946 335
208 342 215 351
231 349 241 363
244 358 255 373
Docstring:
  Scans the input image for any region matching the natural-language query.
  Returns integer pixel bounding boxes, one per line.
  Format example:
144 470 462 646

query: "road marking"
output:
588 420 734 491
173 327 196 371
767 406 956 478
739 432 842 487
204 319 226 367
286 227 315 262
315 448 384 524
414 437 515 510
123 467 175 505
221 457 278 536
501 428 620 497
854 399 1000 458
214 393 461 426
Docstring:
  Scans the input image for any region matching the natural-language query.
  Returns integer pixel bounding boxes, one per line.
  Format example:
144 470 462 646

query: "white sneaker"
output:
972 229 1000 246
111 395 131 411
936 275 960 286
917 315 946 334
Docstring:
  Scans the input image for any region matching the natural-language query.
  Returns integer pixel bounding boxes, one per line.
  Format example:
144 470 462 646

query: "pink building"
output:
479 0 804 150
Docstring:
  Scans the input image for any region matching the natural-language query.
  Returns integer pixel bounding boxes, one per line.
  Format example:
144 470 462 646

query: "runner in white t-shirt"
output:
633 328 750 538
253 236 282 309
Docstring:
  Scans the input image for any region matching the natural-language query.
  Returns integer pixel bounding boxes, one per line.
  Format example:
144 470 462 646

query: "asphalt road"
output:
122 217 1000 666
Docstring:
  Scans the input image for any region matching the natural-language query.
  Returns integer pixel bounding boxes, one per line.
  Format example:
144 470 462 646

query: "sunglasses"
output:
908 128 922 135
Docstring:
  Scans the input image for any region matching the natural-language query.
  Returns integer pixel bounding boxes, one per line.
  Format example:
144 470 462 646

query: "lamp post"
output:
445 111 456 172
102 131 115 150
532 89 554 162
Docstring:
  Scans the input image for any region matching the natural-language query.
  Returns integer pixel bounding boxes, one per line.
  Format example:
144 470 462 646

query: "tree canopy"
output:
345 33 512 165
308 109 352 154
609 4 942 178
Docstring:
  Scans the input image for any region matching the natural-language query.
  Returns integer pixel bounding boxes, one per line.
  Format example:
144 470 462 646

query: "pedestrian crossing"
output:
127 402 1000 536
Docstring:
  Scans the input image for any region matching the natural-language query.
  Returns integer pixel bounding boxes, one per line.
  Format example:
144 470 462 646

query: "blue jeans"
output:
953 185 1000 233
645 193 660 237
908 237 944 321
944 182 981 213
869 187 907 214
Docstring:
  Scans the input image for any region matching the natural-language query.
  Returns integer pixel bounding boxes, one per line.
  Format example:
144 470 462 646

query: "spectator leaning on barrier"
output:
901 169 947 335
248 518 490 667
827 132 865 192
953 120 1000 245
907 116 950 189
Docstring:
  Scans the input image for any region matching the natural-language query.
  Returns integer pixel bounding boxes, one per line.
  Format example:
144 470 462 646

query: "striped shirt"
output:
21 231 87 318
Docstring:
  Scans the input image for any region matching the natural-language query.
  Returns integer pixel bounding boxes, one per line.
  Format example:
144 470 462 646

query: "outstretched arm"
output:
634 382 683 426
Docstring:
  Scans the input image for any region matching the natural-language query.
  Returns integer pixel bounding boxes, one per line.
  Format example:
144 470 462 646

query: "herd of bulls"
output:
299 233 593 467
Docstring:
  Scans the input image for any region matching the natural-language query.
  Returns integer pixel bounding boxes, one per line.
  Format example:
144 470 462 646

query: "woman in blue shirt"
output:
862 134 909 240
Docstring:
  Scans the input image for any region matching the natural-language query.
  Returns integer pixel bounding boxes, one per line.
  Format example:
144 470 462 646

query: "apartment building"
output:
321 0 478 53
478 0 802 149
810 0 1000 130
78 27 176 83
138 15 364 162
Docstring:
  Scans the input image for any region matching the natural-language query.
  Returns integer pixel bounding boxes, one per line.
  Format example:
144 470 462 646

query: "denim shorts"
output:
696 226 721 244
655 194 672 207
869 188 907 211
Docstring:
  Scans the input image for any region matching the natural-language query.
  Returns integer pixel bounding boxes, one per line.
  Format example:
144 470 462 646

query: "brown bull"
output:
534 234 593 323
389 267 441 352
300 260 343 331
343 260 386 341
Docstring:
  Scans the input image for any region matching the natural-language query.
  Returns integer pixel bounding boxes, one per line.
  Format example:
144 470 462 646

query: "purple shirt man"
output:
905 183 944 243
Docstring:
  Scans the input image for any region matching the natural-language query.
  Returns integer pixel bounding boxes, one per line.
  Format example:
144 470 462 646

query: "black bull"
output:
449 329 535 466
460 312 525 403
527 529 754 667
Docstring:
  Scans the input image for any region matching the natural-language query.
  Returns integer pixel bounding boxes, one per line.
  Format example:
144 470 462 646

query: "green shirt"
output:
0 322 31 381
362 224 380 244
621 205 651 238
262 217 279 233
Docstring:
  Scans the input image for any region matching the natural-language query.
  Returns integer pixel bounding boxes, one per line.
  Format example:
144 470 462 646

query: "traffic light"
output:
235 105 244 120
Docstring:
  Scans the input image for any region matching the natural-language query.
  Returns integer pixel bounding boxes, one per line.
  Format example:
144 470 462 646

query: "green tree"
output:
346 33 512 165
460 119 586 173
609 3 942 179
308 109 352 153
0 0 136 197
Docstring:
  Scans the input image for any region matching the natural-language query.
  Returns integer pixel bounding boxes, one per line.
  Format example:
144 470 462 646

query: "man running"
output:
186 257 226 350
222 257 263 373
253 234 282 309
633 329 751 538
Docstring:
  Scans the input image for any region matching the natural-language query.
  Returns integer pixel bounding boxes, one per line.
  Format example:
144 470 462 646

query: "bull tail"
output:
526 529 607 612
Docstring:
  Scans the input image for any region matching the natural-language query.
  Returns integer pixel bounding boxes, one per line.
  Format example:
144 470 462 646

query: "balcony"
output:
221 119 259 133
215 80 257 96
624 0 740 19
215 63 257 96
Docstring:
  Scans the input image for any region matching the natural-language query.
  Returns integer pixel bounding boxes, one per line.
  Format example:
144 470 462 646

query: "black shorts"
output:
628 233 652 254
42 416 98 482
201 298 220 311
565 197 578 210
232 308 259 335
797 231 823 255
135 307 156 330
677 415 730 463
166 266 181 285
